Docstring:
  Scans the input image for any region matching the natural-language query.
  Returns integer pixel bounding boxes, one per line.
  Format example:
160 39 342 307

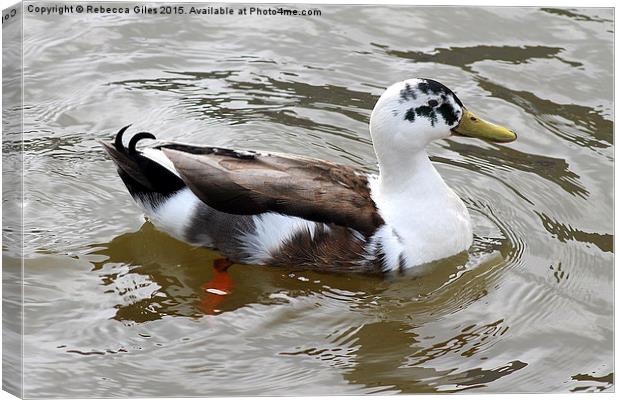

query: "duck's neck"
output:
376 149 451 201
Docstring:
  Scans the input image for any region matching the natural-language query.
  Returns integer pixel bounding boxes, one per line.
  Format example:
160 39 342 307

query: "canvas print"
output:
2 2 613 396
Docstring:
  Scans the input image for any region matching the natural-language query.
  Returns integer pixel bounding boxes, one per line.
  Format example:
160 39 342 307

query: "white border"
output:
0 1 616 400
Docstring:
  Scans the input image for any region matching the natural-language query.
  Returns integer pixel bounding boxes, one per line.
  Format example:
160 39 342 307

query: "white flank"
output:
240 213 317 264
368 225 406 272
142 148 180 177
137 187 200 242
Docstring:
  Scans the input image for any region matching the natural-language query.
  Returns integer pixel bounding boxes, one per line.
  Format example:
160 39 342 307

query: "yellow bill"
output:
451 108 517 143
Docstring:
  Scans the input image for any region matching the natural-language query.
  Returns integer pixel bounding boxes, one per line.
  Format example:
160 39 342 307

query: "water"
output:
3 4 613 396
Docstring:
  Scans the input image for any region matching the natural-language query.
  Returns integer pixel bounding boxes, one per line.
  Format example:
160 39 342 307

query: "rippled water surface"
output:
4 4 614 396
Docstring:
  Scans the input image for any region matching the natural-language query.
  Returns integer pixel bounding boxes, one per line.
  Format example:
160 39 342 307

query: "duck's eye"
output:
428 99 438 107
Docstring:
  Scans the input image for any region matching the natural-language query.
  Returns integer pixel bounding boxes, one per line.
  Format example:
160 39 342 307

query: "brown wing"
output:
158 143 383 236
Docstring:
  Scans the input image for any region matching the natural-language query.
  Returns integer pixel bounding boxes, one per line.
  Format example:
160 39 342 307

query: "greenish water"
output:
3 4 613 396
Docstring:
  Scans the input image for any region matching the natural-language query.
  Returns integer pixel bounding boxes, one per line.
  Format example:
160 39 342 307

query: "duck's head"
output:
370 78 516 157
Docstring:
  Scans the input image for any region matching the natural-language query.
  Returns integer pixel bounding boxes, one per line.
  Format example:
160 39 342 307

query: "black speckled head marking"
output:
399 79 463 127
437 102 459 126
414 105 438 126
404 107 416 122
416 79 452 97
420 78 464 107
399 83 417 102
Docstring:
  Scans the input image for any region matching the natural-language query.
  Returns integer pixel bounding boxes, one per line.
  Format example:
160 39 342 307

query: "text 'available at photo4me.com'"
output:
3 3 323 20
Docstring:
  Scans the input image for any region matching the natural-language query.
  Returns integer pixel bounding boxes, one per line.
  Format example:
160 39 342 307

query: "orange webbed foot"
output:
200 258 234 314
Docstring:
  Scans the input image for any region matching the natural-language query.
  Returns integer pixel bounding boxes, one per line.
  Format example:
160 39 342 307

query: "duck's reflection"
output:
89 222 524 392
90 222 262 320
90 222 386 320
89 222 511 321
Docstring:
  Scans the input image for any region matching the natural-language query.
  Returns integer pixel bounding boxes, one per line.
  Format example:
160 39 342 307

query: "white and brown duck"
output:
102 78 516 275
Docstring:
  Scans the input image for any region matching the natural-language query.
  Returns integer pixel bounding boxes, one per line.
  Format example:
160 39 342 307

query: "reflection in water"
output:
437 139 589 198
406 319 509 365
84 219 524 392
541 8 614 23
379 43 582 69
475 78 613 147
91 224 226 321
570 372 613 392
89 219 511 321
537 212 613 252
112 72 377 148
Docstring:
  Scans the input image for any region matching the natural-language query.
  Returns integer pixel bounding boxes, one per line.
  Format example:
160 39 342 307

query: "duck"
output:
102 78 516 275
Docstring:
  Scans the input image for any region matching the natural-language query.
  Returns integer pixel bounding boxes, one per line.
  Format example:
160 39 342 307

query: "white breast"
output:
368 171 473 271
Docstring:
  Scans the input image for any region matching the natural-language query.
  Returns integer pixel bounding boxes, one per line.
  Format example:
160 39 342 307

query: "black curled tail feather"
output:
114 124 132 152
114 125 156 154
102 126 185 201
128 132 156 154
